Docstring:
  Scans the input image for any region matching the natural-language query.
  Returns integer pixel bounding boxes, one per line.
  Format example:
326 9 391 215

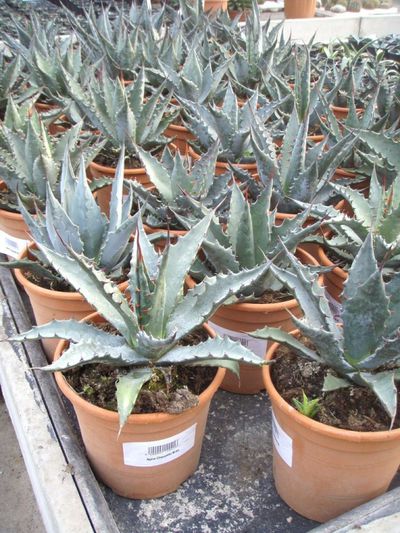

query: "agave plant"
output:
250 71 357 213
12 213 272 428
186 174 321 301
64 68 178 160
2 148 137 285
157 46 229 105
3 14 89 108
251 236 400 427
67 5 144 81
0 50 24 119
180 83 283 163
308 133 400 278
0 108 102 212
129 142 232 230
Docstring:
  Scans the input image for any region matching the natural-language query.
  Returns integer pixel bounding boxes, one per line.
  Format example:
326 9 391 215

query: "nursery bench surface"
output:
1 260 400 532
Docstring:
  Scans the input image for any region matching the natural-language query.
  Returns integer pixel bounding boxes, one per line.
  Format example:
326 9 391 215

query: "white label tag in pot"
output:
209 321 268 358
325 290 342 322
0 230 29 259
123 423 197 468
271 410 293 467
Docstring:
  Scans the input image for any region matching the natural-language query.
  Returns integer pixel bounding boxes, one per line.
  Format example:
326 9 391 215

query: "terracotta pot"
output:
333 167 370 194
187 248 319 394
89 159 153 216
318 244 347 303
228 9 250 21
164 123 196 155
204 0 228 12
144 224 187 252
284 0 316 19
0 183 30 242
33 101 67 135
274 210 322 262
274 133 325 148
14 243 95 361
53 313 225 499
263 336 400 522
188 146 257 177
330 104 363 120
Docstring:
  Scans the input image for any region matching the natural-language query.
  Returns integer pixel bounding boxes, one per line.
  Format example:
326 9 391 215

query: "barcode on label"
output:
238 337 249 347
0 230 29 258
209 321 268 358
148 439 179 456
123 423 197 467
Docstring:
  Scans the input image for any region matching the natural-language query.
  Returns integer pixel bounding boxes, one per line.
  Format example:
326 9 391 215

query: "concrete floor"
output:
0 393 45 533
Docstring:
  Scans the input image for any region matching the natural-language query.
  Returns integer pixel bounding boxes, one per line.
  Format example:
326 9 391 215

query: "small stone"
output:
330 3 347 11
287 516 293 523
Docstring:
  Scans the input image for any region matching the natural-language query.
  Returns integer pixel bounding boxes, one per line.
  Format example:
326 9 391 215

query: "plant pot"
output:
204 0 228 13
34 101 67 135
0 183 30 241
317 244 347 304
188 248 318 394
0 182 31 259
144 224 187 252
330 105 363 120
284 0 316 19
188 146 257 177
333 167 370 194
263 337 400 522
164 123 196 155
228 9 250 21
89 160 153 216
53 313 225 499
14 243 96 360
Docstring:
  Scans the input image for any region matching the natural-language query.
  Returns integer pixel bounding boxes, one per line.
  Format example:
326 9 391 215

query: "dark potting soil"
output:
0 188 22 213
325 247 350 271
24 264 75 292
250 288 292 304
95 150 144 169
271 344 400 432
65 328 217 415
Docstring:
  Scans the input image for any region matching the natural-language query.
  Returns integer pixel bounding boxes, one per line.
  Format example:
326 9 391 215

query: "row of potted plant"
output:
0 0 399 524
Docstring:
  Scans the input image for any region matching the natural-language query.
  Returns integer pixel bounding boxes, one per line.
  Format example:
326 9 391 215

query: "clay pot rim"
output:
89 159 147 177
54 313 225 425
317 243 348 281
330 104 363 114
187 247 319 312
263 332 400 441
334 167 357 178
14 242 128 300
187 146 257 170
166 122 191 134
0 181 26 222
14 242 94 302
143 223 187 237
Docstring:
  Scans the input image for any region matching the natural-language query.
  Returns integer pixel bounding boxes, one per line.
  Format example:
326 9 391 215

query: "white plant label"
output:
209 321 268 358
325 290 342 321
271 411 293 467
0 230 28 259
123 424 197 468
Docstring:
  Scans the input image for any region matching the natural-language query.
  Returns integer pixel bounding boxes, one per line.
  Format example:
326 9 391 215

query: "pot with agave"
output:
181 83 284 176
64 67 179 213
12 212 272 499
184 167 322 393
1 149 137 359
251 237 400 521
158 46 230 153
129 141 237 247
0 100 101 255
308 132 400 302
